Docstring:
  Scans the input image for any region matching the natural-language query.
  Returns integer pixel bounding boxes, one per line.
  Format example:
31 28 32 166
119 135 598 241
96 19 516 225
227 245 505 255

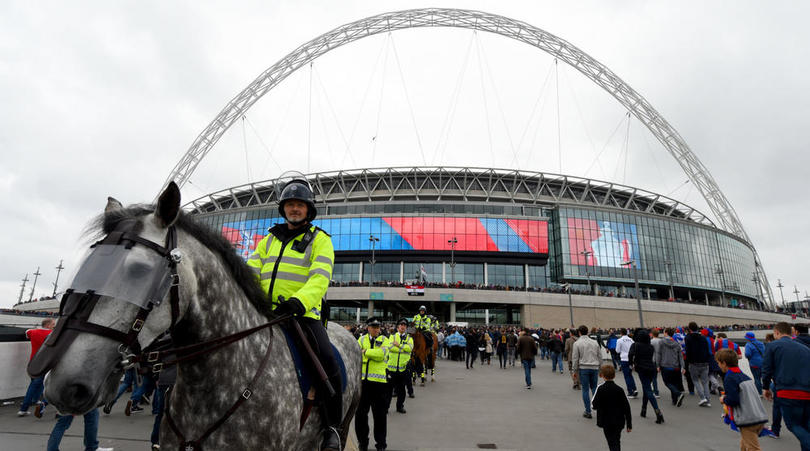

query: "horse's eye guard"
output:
69 244 173 309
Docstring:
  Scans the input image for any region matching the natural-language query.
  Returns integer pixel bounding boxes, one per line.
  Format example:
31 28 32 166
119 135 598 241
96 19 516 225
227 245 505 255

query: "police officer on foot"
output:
356 317 389 451
387 318 414 414
247 175 343 451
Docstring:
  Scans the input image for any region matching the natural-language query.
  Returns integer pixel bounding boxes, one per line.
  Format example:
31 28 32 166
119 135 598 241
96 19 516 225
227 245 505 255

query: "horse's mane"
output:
89 204 275 319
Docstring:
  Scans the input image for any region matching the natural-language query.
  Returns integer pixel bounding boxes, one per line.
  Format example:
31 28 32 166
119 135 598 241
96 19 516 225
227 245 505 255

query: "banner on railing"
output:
405 284 425 296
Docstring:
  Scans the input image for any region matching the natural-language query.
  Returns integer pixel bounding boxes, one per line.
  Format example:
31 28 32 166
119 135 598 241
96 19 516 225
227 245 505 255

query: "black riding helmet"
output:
277 178 317 223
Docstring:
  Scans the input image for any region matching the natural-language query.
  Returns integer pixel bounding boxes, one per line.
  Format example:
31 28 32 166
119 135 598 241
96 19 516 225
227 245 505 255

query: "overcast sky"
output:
1 0 808 308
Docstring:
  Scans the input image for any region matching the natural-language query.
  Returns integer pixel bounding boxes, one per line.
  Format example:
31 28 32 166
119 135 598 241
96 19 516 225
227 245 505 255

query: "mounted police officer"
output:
386 318 414 414
413 305 434 350
247 174 342 451
356 317 389 451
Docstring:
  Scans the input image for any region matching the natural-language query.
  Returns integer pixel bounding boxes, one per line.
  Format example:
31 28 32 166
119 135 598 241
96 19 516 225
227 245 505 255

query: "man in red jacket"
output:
18 318 55 417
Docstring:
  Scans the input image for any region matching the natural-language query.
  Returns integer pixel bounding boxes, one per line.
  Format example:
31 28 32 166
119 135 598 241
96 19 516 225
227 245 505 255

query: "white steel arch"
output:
163 8 774 307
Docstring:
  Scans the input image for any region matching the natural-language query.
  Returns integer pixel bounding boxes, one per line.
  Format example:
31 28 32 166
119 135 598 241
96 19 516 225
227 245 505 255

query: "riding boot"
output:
322 374 344 451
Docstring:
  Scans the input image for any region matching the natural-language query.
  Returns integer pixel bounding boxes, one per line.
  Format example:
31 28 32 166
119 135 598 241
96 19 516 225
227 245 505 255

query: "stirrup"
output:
322 426 341 451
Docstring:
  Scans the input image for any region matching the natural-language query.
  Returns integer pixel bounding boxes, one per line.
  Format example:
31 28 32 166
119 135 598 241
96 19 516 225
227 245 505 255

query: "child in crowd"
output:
715 348 769 451
591 364 632 451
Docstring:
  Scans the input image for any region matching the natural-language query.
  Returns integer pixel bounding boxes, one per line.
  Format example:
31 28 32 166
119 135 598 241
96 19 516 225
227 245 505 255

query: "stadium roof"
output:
185 166 715 226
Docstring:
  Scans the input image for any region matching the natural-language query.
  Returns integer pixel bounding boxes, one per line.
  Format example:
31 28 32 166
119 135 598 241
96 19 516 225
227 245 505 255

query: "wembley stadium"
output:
183 166 783 327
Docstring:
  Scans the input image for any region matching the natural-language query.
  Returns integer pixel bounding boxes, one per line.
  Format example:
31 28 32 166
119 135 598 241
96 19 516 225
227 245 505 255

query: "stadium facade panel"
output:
187 167 763 321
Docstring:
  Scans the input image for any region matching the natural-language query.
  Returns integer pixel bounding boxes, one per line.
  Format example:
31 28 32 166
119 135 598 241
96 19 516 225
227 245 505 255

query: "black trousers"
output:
355 380 387 450
603 427 622 451
684 362 695 393
466 349 477 368
388 371 408 410
298 318 342 427
405 366 414 396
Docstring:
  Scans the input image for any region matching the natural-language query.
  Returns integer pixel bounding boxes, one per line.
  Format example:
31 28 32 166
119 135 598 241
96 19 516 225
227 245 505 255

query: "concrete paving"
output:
0 353 801 450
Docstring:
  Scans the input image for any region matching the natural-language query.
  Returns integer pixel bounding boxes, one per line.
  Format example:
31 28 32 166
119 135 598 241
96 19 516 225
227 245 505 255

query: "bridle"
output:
29 218 291 451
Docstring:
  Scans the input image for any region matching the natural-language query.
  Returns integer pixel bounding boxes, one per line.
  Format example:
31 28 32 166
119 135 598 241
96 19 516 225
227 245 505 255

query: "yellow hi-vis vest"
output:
413 313 432 331
247 224 334 321
386 333 413 373
358 333 388 383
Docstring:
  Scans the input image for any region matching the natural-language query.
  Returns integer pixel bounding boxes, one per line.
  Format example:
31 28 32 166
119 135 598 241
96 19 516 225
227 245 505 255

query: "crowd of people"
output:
325 280 799 313
345 319 810 450
14 312 810 451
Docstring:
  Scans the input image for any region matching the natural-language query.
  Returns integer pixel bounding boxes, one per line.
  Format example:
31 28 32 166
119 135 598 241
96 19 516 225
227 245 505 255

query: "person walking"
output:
47 408 114 451
517 328 538 389
744 332 766 395
507 330 518 367
629 329 664 424
657 328 686 407
715 348 769 451
465 329 479 369
606 329 620 369
591 364 632 451
18 318 54 417
572 325 601 418
649 329 663 398
685 321 713 407
615 329 638 398
762 322 810 450
549 331 564 374
496 329 508 369
565 330 580 390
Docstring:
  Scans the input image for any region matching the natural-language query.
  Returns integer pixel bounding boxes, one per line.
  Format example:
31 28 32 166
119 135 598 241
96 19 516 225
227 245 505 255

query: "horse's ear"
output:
156 181 181 227
105 197 123 213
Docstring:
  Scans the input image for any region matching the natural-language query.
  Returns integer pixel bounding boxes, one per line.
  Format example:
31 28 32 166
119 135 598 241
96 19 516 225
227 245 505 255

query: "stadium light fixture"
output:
622 259 644 328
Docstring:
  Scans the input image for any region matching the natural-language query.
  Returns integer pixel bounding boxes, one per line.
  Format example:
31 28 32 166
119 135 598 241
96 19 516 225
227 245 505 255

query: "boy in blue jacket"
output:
716 348 769 450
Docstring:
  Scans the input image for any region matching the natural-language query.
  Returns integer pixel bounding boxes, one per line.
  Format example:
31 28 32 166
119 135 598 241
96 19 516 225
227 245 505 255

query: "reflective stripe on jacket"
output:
359 333 388 383
386 333 414 372
247 224 334 321
413 313 431 330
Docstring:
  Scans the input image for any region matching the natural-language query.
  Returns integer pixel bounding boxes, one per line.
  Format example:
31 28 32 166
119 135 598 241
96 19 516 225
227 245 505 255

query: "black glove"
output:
276 296 306 317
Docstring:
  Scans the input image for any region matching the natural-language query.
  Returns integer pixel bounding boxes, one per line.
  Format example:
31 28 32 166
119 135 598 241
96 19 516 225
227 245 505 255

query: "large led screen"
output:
222 216 548 259
567 218 641 269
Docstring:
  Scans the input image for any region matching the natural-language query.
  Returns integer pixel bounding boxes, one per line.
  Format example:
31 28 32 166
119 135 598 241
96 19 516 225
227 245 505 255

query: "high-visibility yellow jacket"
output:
386 332 414 373
413 313 432 331
358 333 388 383
247 224 334 321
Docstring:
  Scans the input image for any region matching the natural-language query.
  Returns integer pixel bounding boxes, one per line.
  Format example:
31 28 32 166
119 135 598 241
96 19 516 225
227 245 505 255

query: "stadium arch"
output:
161 8 775 308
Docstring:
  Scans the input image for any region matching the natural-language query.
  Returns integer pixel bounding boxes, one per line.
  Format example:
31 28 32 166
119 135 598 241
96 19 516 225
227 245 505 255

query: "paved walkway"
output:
0 353 801 450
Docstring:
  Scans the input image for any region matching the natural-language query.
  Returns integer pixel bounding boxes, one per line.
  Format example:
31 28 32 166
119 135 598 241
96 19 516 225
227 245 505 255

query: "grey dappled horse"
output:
42 184 361 450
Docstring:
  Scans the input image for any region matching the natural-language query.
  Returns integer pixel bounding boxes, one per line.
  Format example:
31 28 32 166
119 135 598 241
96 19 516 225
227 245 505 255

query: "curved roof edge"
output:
184 166 715 227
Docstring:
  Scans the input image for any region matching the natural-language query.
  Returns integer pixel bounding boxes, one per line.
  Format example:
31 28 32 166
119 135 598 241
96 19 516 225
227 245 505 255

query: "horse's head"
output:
34 183 189 415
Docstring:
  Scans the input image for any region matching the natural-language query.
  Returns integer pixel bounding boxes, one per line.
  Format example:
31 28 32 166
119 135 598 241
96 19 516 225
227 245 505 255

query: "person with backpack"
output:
716 348 770 450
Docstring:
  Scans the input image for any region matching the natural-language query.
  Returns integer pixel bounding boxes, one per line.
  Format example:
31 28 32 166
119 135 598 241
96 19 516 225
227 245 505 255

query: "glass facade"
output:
363 262 400 284
193 198 759 302
488 264 525 288
558 207 758 298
